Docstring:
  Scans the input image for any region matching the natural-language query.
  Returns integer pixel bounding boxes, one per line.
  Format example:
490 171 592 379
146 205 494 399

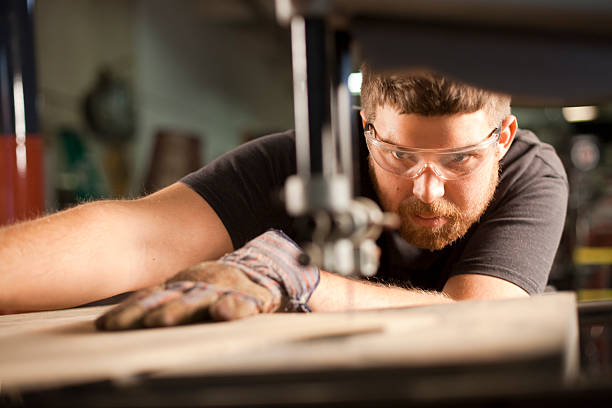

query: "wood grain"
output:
0 292 578 393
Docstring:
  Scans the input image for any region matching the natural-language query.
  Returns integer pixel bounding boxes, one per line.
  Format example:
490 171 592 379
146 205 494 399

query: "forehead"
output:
372 105 493 149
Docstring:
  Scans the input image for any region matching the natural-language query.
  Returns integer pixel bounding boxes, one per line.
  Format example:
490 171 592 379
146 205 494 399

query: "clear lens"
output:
365 128 500 180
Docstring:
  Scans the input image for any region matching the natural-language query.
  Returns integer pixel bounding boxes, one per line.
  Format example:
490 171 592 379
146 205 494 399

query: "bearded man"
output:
0 68 568 328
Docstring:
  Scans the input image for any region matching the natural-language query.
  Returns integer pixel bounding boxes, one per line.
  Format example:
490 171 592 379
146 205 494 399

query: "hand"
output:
95 262 276 330
95 230 320 330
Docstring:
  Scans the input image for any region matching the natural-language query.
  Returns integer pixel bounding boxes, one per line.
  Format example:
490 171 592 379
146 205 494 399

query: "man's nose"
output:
412 168 445 203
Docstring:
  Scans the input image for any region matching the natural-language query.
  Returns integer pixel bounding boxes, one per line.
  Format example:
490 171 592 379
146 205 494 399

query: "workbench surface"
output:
0 292 579 401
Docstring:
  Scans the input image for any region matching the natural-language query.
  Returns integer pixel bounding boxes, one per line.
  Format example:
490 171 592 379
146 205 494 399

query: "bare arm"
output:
0 183 232 312
307 270 528 312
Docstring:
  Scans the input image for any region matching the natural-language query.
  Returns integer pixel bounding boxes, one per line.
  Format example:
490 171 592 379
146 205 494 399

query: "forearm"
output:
308 270 453 312
0 183 235 313
0 201 147 311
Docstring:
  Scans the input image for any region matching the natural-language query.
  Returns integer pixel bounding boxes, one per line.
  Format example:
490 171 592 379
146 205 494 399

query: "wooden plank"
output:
0 292 578 393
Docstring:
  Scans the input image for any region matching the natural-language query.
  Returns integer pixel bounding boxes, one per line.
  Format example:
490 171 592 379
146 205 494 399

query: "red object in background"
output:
0 134 44 224
1 0 44 226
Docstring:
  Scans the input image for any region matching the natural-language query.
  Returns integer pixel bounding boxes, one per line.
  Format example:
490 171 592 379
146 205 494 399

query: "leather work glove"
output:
95 230 320 330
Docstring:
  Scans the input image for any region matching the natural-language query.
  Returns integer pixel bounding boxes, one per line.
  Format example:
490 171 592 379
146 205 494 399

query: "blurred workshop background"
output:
1 0 611 379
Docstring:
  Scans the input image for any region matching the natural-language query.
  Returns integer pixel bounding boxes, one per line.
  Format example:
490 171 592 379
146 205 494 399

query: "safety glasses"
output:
364 123 501 180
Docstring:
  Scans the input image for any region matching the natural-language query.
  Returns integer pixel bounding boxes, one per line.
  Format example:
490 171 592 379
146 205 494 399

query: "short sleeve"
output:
180 131 296 250
449 131 569 294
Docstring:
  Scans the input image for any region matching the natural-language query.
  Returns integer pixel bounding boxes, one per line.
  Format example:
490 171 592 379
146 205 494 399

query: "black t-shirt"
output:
182 129 568 294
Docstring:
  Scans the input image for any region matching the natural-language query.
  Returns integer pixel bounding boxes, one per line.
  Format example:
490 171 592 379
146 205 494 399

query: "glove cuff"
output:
218 229 320 312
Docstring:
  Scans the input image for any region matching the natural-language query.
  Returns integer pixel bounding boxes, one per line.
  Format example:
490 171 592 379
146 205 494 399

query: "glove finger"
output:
96 281 195 330
143 285 220 327
95 287 158 330
209 293 261 321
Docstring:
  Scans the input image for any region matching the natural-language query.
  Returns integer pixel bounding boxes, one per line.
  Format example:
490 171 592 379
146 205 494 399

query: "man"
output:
0 68 568 328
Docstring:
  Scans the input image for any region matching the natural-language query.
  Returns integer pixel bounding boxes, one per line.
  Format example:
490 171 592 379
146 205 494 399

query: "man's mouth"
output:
410 214 448 227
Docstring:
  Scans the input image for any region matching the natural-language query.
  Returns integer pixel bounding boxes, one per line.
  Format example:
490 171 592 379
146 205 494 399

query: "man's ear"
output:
497 115 518 159
360 109 367 128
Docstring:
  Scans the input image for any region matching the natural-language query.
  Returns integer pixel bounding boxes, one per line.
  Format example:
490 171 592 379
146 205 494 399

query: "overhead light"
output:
348 72 362 95
562 106 598 122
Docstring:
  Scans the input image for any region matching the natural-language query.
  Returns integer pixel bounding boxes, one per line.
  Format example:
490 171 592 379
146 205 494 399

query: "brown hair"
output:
360 64 511 126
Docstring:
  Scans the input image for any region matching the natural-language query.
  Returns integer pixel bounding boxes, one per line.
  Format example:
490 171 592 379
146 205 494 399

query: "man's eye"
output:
391 151 415 161
445 154 483 170
451 154 470 163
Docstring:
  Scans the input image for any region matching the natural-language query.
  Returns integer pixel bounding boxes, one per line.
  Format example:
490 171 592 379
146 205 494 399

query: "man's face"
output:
366 106 501 250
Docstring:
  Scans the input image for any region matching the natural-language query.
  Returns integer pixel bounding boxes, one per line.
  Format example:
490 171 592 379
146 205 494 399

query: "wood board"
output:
0 292 579 397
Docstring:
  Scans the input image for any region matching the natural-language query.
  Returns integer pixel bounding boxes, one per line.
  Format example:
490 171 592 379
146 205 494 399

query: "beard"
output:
369 158 500 251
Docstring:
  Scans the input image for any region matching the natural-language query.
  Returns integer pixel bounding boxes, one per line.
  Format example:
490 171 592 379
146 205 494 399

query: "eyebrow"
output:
368 121 500 152
378 132 396 144
369 123 397 144
370 128 500 154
